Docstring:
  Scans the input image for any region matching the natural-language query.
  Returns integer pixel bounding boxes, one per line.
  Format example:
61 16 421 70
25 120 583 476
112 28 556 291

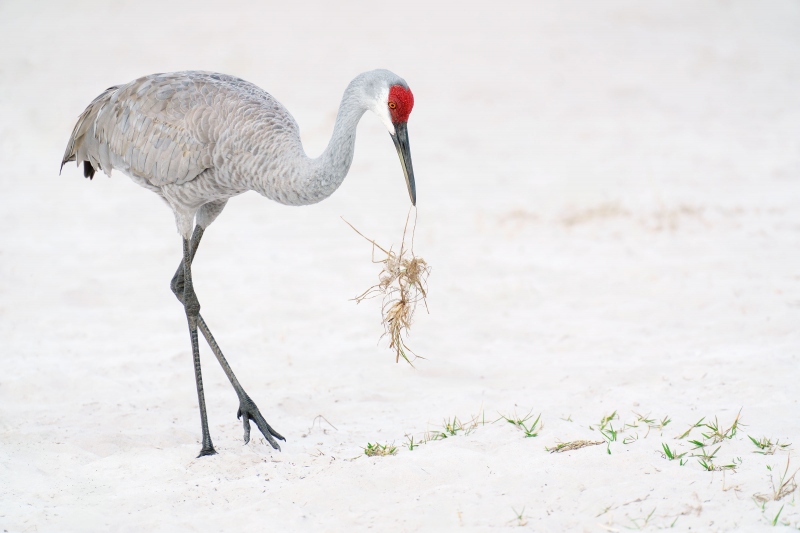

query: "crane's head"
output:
386 84 415 206
359 70 416 206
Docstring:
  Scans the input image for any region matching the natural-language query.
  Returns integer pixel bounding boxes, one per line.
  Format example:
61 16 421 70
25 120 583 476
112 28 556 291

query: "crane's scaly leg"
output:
171 225 285 451
170 226 204 304
180 237 216 457
197 317 285 450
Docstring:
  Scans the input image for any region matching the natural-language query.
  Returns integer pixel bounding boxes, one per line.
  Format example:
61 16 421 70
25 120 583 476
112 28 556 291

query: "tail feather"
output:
83 161 95 179
61 85 119 179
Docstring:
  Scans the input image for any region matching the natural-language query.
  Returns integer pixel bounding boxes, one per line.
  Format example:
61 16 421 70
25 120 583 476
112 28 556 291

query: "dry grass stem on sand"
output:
344 209 430 365
547 440 605 453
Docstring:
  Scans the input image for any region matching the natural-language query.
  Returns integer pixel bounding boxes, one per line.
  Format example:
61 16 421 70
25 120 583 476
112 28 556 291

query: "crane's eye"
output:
388 101 397 109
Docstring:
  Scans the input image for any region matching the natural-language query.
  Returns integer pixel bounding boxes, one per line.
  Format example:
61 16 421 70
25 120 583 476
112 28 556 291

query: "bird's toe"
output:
238 398 283 450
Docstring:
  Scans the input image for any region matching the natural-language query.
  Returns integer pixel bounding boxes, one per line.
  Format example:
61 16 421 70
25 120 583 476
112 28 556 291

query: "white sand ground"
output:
2 0 800 530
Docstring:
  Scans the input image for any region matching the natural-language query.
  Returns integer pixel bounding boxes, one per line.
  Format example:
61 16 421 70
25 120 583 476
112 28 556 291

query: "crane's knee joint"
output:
184 298 201 318
183 283 201 316
170 270 184 300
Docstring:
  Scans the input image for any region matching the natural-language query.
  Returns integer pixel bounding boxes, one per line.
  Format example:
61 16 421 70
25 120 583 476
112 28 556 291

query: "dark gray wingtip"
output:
83 161 95 179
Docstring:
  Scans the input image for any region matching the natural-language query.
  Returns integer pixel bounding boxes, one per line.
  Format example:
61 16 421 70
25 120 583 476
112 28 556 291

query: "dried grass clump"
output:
546 440 605 453
344 210 430 365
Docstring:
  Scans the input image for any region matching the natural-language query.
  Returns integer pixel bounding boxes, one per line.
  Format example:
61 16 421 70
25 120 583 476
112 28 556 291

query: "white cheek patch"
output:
369 86 395 135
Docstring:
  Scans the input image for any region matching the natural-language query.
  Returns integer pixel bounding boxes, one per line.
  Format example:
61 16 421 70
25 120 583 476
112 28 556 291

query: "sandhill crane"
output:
61 69 416 457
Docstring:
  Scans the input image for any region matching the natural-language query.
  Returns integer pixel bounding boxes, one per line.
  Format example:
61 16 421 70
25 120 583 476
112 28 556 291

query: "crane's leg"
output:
171 225 285 452
197 316 285 450
170 226 204 305
179 236 217 457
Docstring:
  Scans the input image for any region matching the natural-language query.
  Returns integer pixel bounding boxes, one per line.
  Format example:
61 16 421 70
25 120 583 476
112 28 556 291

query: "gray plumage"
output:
62 69 412 238
61 69 416 457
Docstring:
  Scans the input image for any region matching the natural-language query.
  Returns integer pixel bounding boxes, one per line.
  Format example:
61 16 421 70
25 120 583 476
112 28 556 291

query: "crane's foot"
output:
198 443 217 458
237 395 285 451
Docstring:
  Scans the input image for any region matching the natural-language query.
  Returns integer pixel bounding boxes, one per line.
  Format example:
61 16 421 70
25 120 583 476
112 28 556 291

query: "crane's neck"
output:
252 82 367 206
311 86 366 198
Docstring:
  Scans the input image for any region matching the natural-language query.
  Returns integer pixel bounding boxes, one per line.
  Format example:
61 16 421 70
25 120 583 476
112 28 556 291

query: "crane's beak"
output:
391 122 416 206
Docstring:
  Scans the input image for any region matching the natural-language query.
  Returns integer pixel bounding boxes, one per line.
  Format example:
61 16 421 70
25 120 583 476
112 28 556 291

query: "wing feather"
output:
143 125 162 175
61 72 231 186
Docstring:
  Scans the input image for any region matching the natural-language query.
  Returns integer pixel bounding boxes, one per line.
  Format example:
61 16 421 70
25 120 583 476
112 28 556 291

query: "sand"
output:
1 0 799 530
